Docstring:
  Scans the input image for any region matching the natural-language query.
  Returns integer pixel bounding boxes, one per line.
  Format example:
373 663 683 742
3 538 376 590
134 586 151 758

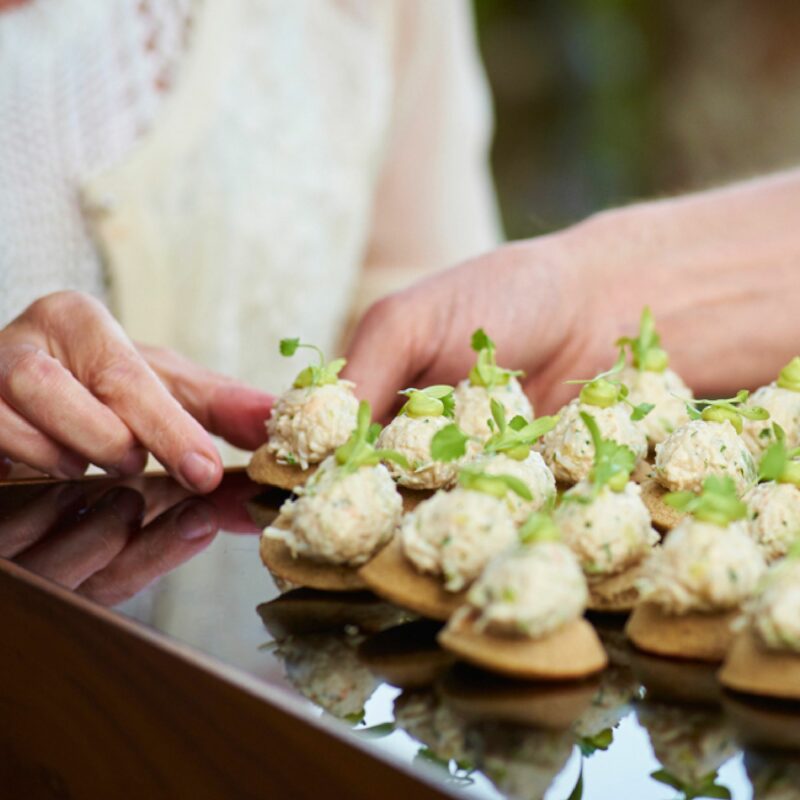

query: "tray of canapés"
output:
246 310 800 698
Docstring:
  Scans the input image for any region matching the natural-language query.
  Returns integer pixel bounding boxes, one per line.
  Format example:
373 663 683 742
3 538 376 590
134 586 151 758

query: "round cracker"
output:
259 528 368 592
587 563 646 613
358 537 466 621
632 459 654 484
438 614 608 681
719 628 800 702
358 619 454 689
440 663 598 729
399 487 433 513
256 588 409 639
625 602 738 662
640 478 684 532
247 444 317 490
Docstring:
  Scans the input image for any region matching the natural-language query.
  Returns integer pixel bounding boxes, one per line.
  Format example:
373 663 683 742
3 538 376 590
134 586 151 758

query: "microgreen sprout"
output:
279 338 346 389
467 328 523 390
458 466 532 501
518 512 561 545
616 307 669 373
685 390 769 435
398 385 455 419
334 401 409 475
664 475 747 527
758 424 800 486
430 423 471 463
483 399 558 460
650 768 731 800
777 356 800 392
567 351 653 421
580 411 636 493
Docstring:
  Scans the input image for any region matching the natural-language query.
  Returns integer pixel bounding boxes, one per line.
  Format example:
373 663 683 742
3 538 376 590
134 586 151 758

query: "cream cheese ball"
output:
466 542 587 637
654 419 757 495
639 519 766 614
267 381 359 468
741 383 800 456
539 399 647 484
463 451 556 524
400 488 517 592
555 481 658 576
453 377 533 440
744 482 800 562
618 366 692 446
265 457 402 566
376 415 458 489
751 558 800 652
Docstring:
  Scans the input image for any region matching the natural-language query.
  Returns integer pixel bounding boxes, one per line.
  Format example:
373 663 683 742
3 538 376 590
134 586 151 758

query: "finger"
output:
0 483 87 558
14 487 144 588
139 344 274 450
0 396 88 479
77 497 218 606
37 294 223 493
0 343 147 475
206 471 264 533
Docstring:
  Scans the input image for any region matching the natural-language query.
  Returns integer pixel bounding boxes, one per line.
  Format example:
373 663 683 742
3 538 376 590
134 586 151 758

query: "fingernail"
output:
97 487 144 525
116 447 148 477
179 452 220 493
176 501 218 540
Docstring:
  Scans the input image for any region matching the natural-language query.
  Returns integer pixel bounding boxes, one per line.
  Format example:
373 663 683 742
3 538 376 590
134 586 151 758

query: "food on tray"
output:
616 307 693 446
376 385 460 489
626 476 766 661
555 413 659 612
653 390 766 495
740 356 800 456
248 338 358 488
719 545 800 700
743 424 800 562
452 328 533 439
359 467 530 620
538 356 650 485
438 513 607 680
433 399 558 523
260 402 405 591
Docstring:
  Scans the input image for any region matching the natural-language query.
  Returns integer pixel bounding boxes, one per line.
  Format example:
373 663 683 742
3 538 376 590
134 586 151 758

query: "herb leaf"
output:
483 399 558 460
467 328 523 390
519 512 561 544
664 475 747 526
430 424 470 462
616 307 669 372
580 411 636 492
398 385 455 419
335 401 410 474
685 390 769 434
458 467 532 501
279 338 346 388
777 356 800 392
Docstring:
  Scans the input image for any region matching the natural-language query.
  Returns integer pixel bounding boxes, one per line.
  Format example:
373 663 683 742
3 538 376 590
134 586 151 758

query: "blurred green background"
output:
475 0 800 239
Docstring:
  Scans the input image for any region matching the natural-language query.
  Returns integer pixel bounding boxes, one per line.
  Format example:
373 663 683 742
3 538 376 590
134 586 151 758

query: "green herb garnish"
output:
777 356 800 392
467 328 523 390
398 385 455 419
758 423 800 486
430 423 470 462
335 401 409 474
279 338 346 389
616 307 669 373
458 467 532 501
650 768 731 800
567 351 653 421
685 390 769 435
519 512 561 544
483 399 558 460
580 411 636 493
664 475 747 527
578 727 614 757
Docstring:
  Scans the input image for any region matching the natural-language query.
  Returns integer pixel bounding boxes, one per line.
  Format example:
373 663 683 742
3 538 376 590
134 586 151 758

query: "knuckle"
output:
2 347 60 399
91 354 145 405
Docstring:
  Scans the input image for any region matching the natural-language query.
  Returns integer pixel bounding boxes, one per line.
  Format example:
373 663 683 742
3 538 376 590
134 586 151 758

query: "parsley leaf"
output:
430 423 470 462
279 338 346 388
458 467 532 501
335 401 409 474
580 411 636 493
664 475 747 526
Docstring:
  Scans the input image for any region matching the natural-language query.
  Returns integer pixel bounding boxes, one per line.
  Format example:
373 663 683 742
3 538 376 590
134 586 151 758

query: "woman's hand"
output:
344 172 800 417
0 291 273 492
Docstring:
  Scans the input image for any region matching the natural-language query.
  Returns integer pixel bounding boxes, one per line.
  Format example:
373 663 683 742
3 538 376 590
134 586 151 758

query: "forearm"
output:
567 169 800 396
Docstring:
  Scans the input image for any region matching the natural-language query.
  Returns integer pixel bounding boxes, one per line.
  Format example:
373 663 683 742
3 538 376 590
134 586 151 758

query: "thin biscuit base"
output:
440 665 598 729
247 444 317 490
632 459 653 484
358 620 453 689
438 614 608 681
587 563 647 613
719 628 800 701
399 487 433 513
259 529 368 593
641 478 684 532
629 649 722 705
626 602 738 662
358 537 466 621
